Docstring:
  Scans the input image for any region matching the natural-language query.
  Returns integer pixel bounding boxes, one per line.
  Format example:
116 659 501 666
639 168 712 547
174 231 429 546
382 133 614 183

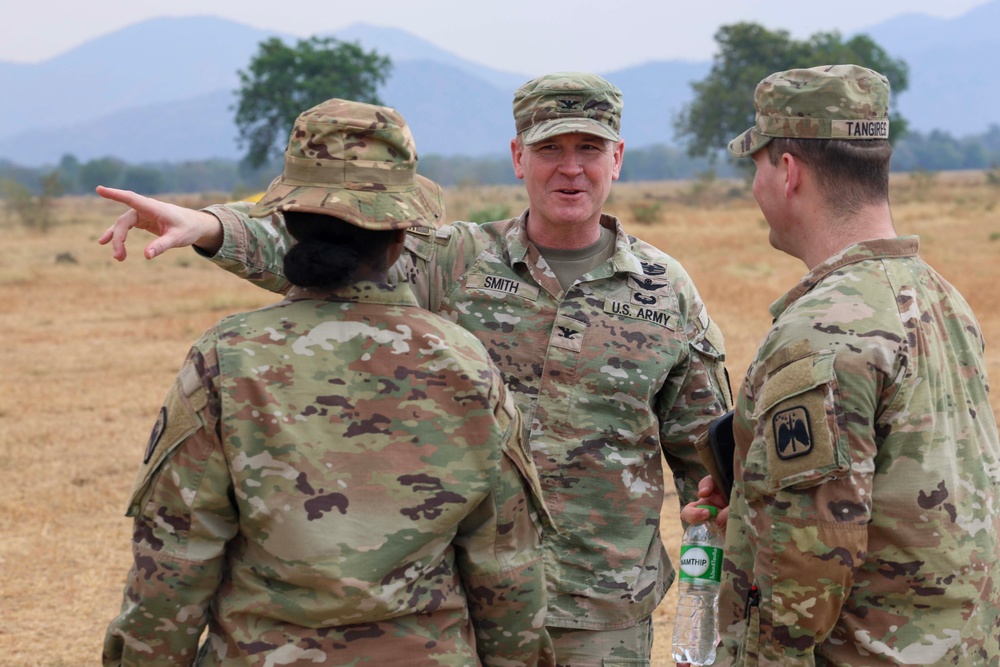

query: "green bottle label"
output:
678 544 723 583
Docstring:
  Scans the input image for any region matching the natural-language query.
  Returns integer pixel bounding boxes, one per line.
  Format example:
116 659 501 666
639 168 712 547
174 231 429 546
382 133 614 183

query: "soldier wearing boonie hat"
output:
686 64 1000 664
727 63 890 158
102 98 555 666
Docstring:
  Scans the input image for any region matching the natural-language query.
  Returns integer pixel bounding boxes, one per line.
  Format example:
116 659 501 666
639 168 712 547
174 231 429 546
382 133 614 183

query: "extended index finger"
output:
96 185 149 212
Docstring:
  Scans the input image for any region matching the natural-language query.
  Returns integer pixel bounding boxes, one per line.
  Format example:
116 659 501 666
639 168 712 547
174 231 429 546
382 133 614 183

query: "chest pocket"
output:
744 351 849 499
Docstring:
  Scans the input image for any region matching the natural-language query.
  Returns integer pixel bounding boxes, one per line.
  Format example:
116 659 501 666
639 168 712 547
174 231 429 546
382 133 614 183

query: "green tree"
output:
57 154 82 194
122 165 165 194
675 23 909 160
79 157 127 192
235 36 391 168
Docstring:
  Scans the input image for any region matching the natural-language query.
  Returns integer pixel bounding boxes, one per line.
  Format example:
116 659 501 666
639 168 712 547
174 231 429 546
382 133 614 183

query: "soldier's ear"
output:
783 153 802 198
611 140 624 181
511 138 526 180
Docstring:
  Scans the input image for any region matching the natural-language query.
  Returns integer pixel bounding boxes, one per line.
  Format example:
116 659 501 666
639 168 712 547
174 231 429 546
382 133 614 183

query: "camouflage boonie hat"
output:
728 64 890 158
250 99 443 230
513 72 622 145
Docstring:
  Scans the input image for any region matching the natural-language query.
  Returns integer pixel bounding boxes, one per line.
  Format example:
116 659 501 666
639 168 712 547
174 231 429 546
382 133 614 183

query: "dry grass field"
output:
2 171 998 666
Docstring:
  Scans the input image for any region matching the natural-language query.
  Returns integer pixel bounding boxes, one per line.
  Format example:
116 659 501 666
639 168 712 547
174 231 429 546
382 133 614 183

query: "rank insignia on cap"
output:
144 407 167 464
773 406 813 460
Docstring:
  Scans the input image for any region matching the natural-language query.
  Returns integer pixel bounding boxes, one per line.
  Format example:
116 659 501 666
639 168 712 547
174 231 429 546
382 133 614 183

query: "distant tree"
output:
234 36 391 168
79 157 127 192
122 165 165 194
56 154 82 193
675 23 909 160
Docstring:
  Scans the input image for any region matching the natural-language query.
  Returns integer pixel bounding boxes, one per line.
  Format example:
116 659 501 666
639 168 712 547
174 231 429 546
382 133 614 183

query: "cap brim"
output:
248 174 444 231
521 118 620 145
727 126 772 158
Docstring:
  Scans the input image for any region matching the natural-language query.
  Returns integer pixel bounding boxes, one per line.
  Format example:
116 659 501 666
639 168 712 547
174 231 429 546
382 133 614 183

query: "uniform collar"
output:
769 236 920 319
505 210 646 276
285 280 420 307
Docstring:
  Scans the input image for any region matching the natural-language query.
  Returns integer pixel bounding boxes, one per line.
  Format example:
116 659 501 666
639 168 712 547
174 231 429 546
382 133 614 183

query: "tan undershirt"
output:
535 226 616 292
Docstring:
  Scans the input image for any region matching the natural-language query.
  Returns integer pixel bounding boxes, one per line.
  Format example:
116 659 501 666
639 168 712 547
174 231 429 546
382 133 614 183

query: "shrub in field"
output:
986 165 1000 188
466 203 512 224
630 201 664 224
1 174 62 232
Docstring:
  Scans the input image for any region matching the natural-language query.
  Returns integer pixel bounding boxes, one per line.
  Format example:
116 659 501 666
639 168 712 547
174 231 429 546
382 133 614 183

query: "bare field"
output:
2 173 998 666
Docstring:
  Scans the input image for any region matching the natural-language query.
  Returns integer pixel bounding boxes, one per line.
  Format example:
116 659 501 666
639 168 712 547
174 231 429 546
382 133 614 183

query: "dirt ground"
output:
2 173 997 665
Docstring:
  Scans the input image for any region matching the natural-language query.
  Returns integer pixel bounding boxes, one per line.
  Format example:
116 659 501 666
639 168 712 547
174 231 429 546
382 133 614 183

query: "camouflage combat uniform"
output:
718 238 1000 666
717 63 1000 666
200 203 731 634
103 281 553 667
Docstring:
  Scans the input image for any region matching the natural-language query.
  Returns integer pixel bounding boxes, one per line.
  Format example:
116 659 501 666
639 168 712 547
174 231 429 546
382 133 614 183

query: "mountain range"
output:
1 4 998 167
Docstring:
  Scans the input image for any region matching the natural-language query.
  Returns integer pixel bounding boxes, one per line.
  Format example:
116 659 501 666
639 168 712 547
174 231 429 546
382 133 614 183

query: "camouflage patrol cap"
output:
513 72 622 145
728 64 890 158
250 99 443 230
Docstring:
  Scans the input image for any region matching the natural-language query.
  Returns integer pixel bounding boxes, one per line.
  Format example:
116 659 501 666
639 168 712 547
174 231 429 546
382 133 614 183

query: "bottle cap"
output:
696 504 719 518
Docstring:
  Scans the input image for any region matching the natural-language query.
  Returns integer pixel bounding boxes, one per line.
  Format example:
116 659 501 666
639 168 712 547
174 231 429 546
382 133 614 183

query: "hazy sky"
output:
2 0 992 73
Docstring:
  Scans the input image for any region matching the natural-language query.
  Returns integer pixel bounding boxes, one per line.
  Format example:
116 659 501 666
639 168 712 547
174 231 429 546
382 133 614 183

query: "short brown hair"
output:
766 138 892 215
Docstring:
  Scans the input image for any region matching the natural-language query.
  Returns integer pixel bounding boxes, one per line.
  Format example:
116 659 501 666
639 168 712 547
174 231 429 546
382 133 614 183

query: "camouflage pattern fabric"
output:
728 64 891 158
104 281 554 666
547 617 653 666
717 237 1000 665
200 203 732 632
249 98 444 231
513 72 622 145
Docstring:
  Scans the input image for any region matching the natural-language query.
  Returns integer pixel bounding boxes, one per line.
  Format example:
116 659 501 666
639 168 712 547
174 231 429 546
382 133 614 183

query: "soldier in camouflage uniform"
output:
695 64 1000 665
98 73 731 665
102 99 554 667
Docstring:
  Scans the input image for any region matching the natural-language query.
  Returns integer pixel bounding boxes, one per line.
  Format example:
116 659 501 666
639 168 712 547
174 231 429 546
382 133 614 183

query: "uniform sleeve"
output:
452 370 554 667
400 223 485 312
103 345 239 667
741 347 873 663
658 285 731 509
198 202 293 294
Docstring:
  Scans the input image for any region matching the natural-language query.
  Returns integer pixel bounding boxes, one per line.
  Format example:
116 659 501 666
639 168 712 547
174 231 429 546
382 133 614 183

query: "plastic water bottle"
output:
672 505 723 665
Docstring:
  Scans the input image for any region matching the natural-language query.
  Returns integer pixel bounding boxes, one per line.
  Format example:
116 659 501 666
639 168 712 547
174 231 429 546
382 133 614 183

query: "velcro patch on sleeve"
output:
125 368 207 516
758 351 847 491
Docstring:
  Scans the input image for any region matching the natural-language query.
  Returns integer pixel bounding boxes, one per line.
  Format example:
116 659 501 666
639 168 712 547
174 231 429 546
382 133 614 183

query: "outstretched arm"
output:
96 186 224 261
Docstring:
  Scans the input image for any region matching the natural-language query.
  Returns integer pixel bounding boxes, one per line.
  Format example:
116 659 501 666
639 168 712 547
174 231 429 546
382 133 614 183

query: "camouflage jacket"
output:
104 281 554 667
202 204 730 630
718 237 1000 666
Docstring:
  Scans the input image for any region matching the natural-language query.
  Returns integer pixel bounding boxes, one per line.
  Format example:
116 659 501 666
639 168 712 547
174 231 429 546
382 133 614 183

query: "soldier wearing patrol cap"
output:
683 64 1000 664
102 99 554 667
97 73 732 665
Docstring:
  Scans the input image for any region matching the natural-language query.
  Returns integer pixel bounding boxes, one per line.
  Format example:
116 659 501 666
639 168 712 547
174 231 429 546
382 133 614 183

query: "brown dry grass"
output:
1 172 998 666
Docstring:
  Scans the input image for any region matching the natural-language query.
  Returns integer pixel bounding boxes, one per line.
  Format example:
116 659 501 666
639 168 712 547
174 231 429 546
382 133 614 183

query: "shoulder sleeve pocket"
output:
756 351 848 493
125 366 207 517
